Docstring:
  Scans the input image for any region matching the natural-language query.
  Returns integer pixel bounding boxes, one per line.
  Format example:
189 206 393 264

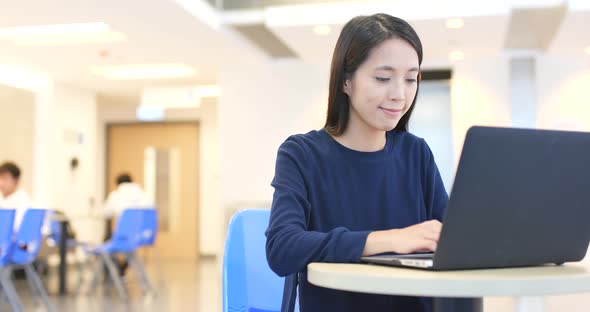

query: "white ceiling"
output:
265 1 589 66
0 0 258 96
548 10 590 56
268 15 511 67
0 0 588 97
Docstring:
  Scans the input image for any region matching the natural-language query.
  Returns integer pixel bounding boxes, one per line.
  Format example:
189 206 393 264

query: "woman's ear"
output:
342 79 351 96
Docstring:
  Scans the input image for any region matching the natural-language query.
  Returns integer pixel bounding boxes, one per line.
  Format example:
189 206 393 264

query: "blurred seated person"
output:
104 173 153 219
0 161 47 276
104 173 153 275
0 161 33 231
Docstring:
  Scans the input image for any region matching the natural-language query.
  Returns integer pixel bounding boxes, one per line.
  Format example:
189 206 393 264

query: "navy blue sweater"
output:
266 128 448 312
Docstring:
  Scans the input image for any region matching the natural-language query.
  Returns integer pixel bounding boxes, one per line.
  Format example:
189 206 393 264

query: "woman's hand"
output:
362 220 442 256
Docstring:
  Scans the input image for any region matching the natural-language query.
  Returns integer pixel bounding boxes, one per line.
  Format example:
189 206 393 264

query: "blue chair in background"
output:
223 209 285 312
0 209 21 312
6 209 53 312
85 208 144 299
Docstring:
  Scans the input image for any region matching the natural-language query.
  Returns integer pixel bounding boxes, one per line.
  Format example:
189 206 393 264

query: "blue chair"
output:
85 208 144 299
223 209 284 312
0 209 21 312
7 209 53 312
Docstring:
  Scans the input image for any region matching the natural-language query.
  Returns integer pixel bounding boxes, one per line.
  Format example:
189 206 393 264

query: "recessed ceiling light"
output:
91 63 197 80
585 46 590 55
446 18 464 29
313 25 332 36
0 22 125 46
0 22 109 37
13 31 125 46
0 64 51 91
449 50 464 61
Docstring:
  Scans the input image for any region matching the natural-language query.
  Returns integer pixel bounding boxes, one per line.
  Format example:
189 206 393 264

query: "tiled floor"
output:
9 257 221 312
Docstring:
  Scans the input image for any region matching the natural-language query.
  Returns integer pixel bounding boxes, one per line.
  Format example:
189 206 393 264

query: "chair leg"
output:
24 264 54 312
101 253 127 300
0 268 24 312
0 286 5 306
23 266 40 304
74 257 86 295
87 256 103 295
127 253 146 292
128 252 156 295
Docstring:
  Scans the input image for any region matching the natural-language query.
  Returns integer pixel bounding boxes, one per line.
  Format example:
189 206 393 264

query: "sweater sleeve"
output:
265 139 371 277
421 139 449 222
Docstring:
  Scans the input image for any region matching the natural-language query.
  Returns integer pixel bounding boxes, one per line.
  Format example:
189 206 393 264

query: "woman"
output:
266 13 447 312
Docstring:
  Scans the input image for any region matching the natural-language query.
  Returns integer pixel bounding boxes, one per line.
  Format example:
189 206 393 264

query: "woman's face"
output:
343 37 420 132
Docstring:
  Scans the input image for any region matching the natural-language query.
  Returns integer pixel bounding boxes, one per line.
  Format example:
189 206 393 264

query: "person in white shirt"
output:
0 162 33 231
104 173 153 275
104 173 152 219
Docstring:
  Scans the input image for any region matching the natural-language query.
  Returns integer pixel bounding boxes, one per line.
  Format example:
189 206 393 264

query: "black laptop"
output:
362 126 590 270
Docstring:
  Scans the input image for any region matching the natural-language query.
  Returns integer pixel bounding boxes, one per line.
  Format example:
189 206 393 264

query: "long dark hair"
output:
324 13 423 136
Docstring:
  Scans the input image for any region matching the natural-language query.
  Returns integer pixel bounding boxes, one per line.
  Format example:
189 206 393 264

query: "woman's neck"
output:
332 113 387 152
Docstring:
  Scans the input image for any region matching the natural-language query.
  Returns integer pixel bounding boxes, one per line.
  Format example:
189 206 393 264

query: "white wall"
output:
218 59 329 219
0 85 35 194
450 56 512 166
50 84 98 215
536 55 590 131
33 87 54 207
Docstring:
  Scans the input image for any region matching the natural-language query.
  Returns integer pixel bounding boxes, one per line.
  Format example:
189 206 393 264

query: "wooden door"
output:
107 122 199 260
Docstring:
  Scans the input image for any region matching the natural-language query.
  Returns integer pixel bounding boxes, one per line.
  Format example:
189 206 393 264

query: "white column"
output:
32 88 55 208
510 57 538 128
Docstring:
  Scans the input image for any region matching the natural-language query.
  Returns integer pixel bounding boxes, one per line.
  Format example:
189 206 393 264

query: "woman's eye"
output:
406 79 417 84
375 77 390 82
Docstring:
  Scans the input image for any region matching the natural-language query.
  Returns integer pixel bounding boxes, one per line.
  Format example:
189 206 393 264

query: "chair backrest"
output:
223 209 284 312
0 209 16 262
138 208 158 246
111 208 144 248
10 209 46 264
